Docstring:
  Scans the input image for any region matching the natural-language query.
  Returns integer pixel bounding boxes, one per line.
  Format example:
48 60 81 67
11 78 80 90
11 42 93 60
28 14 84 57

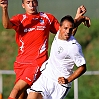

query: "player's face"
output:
59 20 74 40
22 0 38 15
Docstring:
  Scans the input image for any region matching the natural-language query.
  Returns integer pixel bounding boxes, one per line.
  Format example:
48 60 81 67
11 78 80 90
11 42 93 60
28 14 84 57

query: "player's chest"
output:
52 40 71 60
20 17 49 32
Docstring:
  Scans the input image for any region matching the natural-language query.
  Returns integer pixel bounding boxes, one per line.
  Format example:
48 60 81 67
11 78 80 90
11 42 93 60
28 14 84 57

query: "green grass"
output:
3 75 15 98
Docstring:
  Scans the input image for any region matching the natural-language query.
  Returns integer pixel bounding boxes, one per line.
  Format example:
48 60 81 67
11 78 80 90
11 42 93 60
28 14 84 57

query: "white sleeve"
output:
70 43 86 67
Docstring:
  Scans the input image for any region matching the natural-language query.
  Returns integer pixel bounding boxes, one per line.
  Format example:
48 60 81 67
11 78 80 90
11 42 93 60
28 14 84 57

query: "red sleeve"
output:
47 13 59 34
10 14 21 31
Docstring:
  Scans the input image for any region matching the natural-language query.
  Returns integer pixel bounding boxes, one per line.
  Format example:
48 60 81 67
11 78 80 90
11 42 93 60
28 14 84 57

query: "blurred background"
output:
0 0 99 99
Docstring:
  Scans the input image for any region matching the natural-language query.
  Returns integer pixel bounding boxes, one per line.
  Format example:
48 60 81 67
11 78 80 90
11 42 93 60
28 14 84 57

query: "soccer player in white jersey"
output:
27 15 87 99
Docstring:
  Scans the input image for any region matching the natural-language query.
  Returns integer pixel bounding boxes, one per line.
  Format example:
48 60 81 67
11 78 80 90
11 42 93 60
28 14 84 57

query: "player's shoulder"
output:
70 36 79 44
40 12 54 15
11 13 26 19
13 13 24 17
40 12 56 18
69 36 81 49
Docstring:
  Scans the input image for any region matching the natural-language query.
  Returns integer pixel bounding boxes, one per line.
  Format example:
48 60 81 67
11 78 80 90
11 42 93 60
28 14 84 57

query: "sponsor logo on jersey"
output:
64 55 71 59
24 26 46 32
24 28 36 32
37 26 46 30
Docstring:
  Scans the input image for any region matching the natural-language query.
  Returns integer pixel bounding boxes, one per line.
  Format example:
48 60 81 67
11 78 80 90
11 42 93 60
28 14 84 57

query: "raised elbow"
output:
2 20 13 29
3 24 9 29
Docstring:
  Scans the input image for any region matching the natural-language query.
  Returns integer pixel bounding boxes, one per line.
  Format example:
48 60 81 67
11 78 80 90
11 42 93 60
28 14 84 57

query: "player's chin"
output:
29 9 37 14
64 35 70 40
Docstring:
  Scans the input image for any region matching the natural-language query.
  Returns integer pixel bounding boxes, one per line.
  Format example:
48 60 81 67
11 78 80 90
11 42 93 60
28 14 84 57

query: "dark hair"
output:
22 0 38 3
60 15 74 26
22 0 24 3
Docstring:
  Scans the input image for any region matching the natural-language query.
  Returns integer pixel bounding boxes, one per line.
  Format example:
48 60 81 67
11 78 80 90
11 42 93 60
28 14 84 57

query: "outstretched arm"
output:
0 0 13 29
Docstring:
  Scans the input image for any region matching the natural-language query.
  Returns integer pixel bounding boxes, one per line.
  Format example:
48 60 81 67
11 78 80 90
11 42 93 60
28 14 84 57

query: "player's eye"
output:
26 1 30 4
70 28 73 31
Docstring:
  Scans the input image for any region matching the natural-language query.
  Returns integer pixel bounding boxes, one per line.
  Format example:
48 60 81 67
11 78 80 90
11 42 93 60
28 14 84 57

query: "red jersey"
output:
10 12 59 65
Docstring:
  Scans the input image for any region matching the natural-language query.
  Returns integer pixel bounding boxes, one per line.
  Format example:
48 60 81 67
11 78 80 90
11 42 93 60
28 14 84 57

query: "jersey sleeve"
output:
70 43 86 67
47 13 59 34
10 14 21 31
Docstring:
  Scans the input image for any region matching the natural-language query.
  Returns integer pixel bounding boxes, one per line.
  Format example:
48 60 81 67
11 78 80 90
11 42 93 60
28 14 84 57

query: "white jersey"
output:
41 31 86 86
27 31 86 99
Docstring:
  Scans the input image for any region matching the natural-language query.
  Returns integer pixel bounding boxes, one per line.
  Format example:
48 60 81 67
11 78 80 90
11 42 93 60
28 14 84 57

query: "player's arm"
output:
72 5 91 36
0 0 13 29
72 15 91 36
67 64 86 83
66 43 87 83
58 42 87 84
58 64 86 84
75 5 87 19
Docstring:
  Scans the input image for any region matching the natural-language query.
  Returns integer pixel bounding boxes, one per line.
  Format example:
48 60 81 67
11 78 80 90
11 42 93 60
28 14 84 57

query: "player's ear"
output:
22 3 25 8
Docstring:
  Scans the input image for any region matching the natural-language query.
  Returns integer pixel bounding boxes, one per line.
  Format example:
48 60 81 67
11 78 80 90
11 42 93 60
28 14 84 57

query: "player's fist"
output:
75 5 87 19
58 77 68 84
0 0 8 8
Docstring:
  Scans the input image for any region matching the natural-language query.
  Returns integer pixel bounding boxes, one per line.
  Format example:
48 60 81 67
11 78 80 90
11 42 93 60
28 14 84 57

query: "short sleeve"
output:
50 16 59 34
70 43 86 67
10 14 21 31
46 13 59 34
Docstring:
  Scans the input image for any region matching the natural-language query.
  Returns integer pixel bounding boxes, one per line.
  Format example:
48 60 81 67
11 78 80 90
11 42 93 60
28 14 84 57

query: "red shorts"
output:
14 62 41 86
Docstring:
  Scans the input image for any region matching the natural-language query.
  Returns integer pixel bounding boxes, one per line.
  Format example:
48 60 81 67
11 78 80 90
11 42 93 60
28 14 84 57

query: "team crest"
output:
40 19 44 25
58 46 63 54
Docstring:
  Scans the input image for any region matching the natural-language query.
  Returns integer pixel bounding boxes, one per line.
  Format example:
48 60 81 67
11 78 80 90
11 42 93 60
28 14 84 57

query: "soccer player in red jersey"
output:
0 0 91 99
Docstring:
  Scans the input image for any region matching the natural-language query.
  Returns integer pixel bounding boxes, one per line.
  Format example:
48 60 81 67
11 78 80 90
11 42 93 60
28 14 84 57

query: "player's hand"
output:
0 0 8 8
58 77 68 84
83 16 91 28
75 5 87 19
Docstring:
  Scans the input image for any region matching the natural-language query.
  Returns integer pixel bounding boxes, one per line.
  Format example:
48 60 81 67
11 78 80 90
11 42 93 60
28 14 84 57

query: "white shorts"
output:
27 74 71 99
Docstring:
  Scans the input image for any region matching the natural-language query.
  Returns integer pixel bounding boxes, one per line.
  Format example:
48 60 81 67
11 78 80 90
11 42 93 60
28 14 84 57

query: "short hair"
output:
22 0 38 3
60 15 74 26
22 0 24 3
